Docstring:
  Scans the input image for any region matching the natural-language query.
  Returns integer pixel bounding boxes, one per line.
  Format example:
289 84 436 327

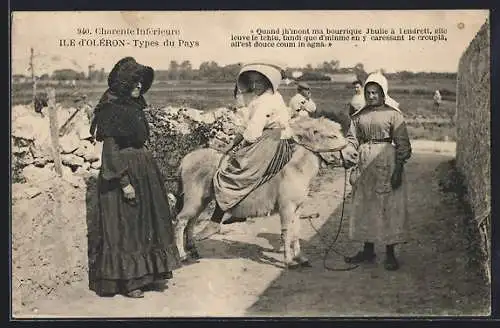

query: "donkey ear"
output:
306 129 315 140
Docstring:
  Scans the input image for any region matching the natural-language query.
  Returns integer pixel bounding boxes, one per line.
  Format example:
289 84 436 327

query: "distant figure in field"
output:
433 89 442 111
34 92 49 117
288 82 317 118
349 80 366 116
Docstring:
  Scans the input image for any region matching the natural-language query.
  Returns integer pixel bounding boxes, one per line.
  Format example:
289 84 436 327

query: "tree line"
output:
12 60 457 83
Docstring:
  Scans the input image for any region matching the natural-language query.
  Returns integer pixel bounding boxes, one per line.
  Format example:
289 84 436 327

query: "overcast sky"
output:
11 10 489 75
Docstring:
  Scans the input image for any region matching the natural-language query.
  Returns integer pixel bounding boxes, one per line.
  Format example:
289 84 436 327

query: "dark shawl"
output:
90 57 154 145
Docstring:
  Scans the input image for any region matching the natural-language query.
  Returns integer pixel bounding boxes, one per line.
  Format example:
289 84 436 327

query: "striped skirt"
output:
213 129 294 211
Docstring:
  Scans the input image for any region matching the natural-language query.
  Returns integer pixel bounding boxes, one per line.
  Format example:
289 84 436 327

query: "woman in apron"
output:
344 72 412 271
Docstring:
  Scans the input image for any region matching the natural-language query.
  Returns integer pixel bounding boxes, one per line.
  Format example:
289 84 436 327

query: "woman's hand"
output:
349 167 360 186
122 184 136 201
341 146 358 169
223 145 235 155
391 164 404 190
281 126 294 139
225 133 244 154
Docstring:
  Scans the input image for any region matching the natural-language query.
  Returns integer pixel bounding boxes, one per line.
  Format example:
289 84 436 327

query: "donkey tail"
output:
174 165 185 215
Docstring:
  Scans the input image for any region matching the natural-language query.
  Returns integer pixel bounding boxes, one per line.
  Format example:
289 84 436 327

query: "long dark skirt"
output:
90 147 181 296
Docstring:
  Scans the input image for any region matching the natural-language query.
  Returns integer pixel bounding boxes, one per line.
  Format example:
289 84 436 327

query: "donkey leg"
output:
280 204 300 269
291 210 311 267
195 202 225 241
174 212 189 262
185 202 207 260
175 198 207 263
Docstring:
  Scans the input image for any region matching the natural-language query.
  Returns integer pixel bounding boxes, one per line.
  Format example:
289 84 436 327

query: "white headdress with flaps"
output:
351 72 401 116
236 62 285 93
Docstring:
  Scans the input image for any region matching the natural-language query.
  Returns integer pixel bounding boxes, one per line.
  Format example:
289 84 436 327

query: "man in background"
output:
34 92 49 117
433 89 442 111
348 80 365 116
289 82 317 118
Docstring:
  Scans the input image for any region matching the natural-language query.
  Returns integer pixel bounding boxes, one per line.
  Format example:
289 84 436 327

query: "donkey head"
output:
289 116 348 165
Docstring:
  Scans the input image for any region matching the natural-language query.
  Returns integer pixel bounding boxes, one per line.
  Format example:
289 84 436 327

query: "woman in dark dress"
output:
89 57 181 298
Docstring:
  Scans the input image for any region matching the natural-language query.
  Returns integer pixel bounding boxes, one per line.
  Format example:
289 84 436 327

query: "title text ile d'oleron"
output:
58 27 200 48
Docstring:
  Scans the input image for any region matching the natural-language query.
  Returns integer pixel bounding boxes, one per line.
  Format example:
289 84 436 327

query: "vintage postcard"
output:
10 10 491 318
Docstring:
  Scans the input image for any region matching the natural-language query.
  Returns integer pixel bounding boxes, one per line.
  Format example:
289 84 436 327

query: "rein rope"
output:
305 166 359 272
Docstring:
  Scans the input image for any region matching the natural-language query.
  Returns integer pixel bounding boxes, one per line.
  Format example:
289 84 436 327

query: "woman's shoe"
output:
222 216 247 224
97 292 116 298
142 281 168 292
384 255 400 271
344 251 376 264
125 289 145 298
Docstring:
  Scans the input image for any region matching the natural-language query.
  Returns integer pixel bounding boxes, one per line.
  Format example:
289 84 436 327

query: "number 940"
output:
77 28 91 35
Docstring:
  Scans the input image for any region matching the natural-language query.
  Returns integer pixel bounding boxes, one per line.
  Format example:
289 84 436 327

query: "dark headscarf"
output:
90 57 154 143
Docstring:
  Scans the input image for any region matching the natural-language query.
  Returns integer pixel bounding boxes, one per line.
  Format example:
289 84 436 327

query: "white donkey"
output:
172 116 353 268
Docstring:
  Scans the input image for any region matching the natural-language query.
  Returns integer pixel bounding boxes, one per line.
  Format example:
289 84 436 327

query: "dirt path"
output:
16 142 489 318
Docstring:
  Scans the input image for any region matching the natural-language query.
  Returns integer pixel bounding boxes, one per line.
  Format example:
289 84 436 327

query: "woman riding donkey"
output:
195 63 296 240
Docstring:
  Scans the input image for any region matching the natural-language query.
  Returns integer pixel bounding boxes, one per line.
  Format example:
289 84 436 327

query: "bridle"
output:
291 134 345 167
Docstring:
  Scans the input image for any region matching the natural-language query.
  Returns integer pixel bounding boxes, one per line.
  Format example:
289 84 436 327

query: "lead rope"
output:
306 167 359 272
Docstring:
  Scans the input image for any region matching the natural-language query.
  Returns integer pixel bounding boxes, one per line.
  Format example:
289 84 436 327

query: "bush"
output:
144 107 226 193
11 137 33 184
12 155 26 184
298 71 331 81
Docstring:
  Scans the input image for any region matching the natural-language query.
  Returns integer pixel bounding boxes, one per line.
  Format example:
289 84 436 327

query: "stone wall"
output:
11 102 243 313
455 20 491 282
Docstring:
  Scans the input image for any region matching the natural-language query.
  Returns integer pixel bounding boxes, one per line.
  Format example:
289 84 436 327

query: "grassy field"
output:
11 77 457 141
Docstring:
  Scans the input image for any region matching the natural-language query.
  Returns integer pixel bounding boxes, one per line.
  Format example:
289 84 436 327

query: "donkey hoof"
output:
188 249 201 260
294 256 311 267
180 254 201 265
285 260 301 270
181 256 200 265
